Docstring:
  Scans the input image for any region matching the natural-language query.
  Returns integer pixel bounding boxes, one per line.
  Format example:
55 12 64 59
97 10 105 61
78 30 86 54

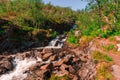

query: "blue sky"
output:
42 0 88 11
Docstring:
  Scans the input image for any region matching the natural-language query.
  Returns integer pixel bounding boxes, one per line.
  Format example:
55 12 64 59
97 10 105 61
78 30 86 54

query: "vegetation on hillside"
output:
0 0 76 49
76 0 120 38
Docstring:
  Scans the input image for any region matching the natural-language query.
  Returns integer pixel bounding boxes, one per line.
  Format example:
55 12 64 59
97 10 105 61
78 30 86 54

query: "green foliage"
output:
50 31 58 38
67 35 78 44
0 29 5 34
77 0 120 37
104 55 113 62
101 44 115 52
100 30 114 38
0 0 76 43
21 26 34 32
106 44 115 51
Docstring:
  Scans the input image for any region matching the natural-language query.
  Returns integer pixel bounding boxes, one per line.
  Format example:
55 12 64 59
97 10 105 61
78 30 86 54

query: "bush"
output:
67 35 78 44
50 31 58 38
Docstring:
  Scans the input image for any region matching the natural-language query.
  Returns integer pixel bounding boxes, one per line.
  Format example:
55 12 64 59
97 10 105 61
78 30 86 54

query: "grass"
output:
92 51 113 62
101 44 115 52
106 44 115 51
109 36 114 41
95 63 113 80
49 75 69 80
92 51 113 80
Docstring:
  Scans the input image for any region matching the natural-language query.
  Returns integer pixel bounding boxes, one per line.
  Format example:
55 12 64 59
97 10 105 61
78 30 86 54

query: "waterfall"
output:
46 35 67 48
0 25 76 80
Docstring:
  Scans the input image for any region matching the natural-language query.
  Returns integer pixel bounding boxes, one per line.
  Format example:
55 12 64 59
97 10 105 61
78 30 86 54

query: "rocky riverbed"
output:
0 43 96 80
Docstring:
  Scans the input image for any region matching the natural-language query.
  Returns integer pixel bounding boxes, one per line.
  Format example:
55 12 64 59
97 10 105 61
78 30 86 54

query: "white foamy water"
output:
48 35 67 48
0 58 37 80
0 56 51 80
0 25 76 80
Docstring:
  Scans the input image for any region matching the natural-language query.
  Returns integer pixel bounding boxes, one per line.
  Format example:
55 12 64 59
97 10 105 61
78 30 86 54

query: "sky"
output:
42 0 88 11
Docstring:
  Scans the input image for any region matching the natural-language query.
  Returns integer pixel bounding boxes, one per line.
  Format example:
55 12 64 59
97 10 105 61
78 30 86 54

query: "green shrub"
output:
0 29 5 34
50 31 58 38
67 35 78 44
104 55 113 62
106 44 114 51
21 26 34 32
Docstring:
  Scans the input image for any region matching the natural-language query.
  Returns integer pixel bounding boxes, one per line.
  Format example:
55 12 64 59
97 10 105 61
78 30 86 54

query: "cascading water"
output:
0 25 76 80
0 56 51 80
46 35 67 48
0 58 37 80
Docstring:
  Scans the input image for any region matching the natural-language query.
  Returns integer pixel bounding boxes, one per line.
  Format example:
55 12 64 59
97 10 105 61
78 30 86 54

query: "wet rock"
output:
42 69 51 79
29 63 41 71
21 52 31 59
80 56 88 62
55 70 69 77
42 48 53 53
59 52 65 58
78 69 89 78
54 56 71 67
40 63 53 70
73 75 79 80
0 56 13 74
68 65 75 74
36 52 43 59
60 64 68 71
43 53 53 61
72 57 80 63
54 59 64 67
49 55 57 61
